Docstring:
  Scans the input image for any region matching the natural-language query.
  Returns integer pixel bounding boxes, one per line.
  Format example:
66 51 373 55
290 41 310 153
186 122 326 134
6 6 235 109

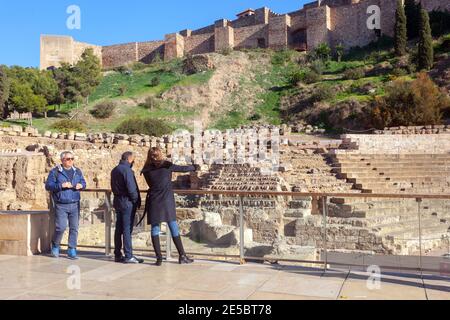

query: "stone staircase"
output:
326 152 450 254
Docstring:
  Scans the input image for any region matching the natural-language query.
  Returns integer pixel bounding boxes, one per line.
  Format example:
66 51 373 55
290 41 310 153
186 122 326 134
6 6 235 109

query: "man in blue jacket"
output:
111 152 143 264
45 151 87 260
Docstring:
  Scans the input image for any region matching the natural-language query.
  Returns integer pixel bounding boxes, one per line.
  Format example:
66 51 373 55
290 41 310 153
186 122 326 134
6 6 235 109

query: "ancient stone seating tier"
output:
324 151 450 255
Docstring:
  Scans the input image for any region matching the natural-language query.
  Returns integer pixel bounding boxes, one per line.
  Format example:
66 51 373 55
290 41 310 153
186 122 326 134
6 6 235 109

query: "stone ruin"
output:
1 124 450 259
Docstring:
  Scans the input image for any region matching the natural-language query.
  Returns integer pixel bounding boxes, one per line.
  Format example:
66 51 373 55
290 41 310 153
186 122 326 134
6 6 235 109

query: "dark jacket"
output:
45 165 87 204
141 161 196 225
111 160 141 209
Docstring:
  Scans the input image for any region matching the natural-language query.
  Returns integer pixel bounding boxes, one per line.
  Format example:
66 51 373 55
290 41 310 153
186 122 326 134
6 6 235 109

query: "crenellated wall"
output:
40 0 450 70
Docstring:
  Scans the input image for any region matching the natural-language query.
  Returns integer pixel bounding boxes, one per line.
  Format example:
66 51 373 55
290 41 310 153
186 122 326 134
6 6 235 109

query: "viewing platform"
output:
0 252 449 300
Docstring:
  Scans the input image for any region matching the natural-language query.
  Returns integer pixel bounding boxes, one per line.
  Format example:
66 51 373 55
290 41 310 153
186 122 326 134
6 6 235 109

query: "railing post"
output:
417 197 423 273
104 191 112 256
238 196 245 265
166 223 172 261
48 196 55 253
322 196 328 272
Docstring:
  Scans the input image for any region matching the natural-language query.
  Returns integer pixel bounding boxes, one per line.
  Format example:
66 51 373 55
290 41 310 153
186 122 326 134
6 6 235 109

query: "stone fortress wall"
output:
40 0 450 70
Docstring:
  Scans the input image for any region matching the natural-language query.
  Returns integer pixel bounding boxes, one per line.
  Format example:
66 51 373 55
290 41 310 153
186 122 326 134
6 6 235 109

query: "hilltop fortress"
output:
40 0 450 70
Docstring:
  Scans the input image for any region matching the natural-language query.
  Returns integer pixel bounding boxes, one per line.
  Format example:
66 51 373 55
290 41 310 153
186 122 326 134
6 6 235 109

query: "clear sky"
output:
0 0 311 68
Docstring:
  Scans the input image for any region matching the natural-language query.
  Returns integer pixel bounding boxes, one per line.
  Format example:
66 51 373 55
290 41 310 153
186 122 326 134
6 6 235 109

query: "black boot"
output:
151 236 163 266
172 236 194 264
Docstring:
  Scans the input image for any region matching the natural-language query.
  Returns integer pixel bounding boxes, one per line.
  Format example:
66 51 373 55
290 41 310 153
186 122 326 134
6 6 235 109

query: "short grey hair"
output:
60 151 74 161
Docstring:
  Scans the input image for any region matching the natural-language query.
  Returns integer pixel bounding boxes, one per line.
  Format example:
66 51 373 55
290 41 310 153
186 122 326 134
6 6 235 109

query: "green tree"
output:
405 0 420 40
394 0 407 56
9 79 46 114
314 43 331 61
418 7 434 70
74 48 102 99
0 66 10 118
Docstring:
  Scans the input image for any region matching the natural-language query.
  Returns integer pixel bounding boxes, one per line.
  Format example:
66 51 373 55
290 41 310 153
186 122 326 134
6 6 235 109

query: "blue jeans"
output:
52 202 80 249
114 201 136 260
151 221 180 237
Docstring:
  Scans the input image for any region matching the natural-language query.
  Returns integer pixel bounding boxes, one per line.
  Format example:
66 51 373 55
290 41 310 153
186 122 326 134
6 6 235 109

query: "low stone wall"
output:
339 134 450 154
374 125 450 135
0 212 51 256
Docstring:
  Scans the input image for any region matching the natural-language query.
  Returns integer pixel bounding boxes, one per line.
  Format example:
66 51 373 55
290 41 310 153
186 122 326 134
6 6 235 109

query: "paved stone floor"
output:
0 252 449 300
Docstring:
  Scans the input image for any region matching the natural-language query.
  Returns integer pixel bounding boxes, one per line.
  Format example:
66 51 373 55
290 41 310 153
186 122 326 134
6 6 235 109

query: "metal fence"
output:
55 189 450 274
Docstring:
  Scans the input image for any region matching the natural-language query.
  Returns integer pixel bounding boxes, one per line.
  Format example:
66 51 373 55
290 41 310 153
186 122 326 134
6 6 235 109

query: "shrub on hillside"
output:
115 117 173 136
182 54 214 75
343 67 366 80
150 77 160 87
131 62 148 71
271 50 293 66
140 96 161 110
114 66 132 75
90 102 116 119
248 113 262 121
220 47 233 56
289 69 305 86
118 84 128 96
311 85 335 102
314 43 332 61
310 59 324 75
302 69 321 84
51 119 86 133
370 72 450 128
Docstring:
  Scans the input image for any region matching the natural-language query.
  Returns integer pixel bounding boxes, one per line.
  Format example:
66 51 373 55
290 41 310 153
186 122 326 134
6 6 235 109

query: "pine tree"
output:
418 7 434 70
394 0 407 56
405 0 420 40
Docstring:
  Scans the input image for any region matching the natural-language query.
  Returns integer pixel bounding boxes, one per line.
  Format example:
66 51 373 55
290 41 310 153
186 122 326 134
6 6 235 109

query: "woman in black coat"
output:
141 147 198 266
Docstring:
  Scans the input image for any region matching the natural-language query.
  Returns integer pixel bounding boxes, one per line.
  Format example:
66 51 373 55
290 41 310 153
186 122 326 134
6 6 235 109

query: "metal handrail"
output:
83 189 450 200
45 189 450 274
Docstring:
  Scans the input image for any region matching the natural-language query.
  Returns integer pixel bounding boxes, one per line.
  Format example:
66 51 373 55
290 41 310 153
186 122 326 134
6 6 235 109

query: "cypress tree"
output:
394 0 407 56
418 7 434 70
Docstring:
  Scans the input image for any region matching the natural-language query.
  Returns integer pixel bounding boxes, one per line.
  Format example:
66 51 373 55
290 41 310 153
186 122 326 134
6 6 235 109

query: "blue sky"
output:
0 1 310 68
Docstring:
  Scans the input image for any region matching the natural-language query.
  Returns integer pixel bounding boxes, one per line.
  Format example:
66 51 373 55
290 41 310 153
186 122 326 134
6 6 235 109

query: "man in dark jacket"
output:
111 152 143 264
45 151 87 260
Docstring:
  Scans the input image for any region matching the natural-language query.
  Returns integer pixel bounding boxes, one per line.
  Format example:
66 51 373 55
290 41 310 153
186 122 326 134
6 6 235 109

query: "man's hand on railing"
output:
75 183 83 190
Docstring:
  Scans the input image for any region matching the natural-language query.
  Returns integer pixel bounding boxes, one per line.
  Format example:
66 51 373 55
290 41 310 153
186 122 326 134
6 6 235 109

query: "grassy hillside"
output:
1 32 449 134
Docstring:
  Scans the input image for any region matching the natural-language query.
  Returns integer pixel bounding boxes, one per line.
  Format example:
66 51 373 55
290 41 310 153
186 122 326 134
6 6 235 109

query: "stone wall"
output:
215 26 235 52
0 154 47 210
184 33 215 55
40 0 450 69
102 42 137 69
330 1 379 49
164 33 185 61
268 15 291 50
234 24 268 49
339 133 450 154
374 125 450 135
306 6 331 50
137 41 165 64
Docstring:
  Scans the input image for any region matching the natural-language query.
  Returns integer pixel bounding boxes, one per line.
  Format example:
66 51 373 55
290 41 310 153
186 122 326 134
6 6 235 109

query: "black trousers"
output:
114 202 136 260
